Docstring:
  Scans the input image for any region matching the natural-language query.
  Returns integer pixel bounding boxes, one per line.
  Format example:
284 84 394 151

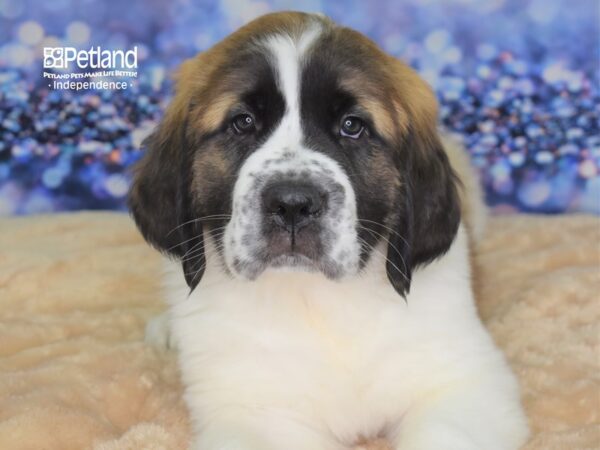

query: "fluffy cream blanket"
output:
0 212 598 450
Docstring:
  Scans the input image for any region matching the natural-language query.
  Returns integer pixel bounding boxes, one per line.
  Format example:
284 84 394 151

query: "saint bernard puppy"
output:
129 11 528 450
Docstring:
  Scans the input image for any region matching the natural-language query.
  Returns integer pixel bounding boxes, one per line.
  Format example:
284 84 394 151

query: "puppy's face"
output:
129 12 460 297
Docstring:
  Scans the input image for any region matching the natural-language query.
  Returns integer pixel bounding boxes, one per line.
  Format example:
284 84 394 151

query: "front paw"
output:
145 312 174 351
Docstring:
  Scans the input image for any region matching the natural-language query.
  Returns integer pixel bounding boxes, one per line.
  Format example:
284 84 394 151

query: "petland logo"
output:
43 46 138 69
43 46 138 91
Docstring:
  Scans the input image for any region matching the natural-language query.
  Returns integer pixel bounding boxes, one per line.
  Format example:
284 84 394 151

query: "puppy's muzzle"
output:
262 181 327 234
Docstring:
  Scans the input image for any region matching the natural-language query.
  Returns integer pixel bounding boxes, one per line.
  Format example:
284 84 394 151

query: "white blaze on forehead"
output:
263 24 322 143
229 26 324 200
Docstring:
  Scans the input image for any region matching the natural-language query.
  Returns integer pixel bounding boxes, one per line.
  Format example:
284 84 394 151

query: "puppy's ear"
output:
128 61 206 291
385 60 461 297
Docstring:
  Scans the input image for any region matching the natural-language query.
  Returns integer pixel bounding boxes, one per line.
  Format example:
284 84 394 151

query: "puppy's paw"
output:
145 312 174 351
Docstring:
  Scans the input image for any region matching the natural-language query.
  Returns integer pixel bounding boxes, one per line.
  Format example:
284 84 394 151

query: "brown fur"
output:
163 12 322 135
365 150 402 202
331 26 439 147
191 144 232 206
338 75 401 140
160 12 439 147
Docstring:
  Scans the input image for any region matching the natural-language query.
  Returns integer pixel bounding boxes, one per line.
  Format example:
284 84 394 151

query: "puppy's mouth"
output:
227 226 345 281
254 226 329 274
264 221 324 257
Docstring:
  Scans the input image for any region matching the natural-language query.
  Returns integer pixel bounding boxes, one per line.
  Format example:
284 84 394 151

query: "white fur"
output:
155 227 528 450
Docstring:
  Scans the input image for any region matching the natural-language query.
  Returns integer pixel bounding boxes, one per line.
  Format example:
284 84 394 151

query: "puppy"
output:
130 12 528 450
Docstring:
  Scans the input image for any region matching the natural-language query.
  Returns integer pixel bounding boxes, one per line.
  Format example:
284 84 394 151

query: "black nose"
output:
262 181 326 232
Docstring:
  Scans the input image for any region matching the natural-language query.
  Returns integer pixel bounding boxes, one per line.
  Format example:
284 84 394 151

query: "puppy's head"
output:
129 12 460 297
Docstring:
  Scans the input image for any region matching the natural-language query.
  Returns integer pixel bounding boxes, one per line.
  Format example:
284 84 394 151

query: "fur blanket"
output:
0 212 598 449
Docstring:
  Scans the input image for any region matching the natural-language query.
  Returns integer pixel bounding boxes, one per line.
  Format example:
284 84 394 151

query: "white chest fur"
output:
159 227 527 449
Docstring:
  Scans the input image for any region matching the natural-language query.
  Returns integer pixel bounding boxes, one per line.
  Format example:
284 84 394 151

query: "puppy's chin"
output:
265 252 351 280
268 253 319 272
228 255 315 281
228 251 349 283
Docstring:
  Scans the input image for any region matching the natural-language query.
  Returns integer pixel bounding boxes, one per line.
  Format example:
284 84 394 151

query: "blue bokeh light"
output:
0 0 598 215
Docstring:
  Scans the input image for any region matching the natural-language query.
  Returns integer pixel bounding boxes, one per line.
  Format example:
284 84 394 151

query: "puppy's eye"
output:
340 116 365 139
232 114 256 134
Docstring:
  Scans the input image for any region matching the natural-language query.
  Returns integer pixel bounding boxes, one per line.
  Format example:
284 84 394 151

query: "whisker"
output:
355 235 410 283
191 266 205 284
182 240 226 281
357 218 411 249
180 242 225 264
183 261 207 279
179 231 227 260
356 225 408 275
166 214 232 237
180 241 206 260
167 225 229 252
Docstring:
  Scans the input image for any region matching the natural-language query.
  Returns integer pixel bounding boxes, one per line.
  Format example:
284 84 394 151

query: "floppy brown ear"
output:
128 61 206 291
385 60 461 297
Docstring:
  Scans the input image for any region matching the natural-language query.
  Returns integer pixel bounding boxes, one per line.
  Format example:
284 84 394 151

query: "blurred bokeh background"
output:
0 0 598 215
